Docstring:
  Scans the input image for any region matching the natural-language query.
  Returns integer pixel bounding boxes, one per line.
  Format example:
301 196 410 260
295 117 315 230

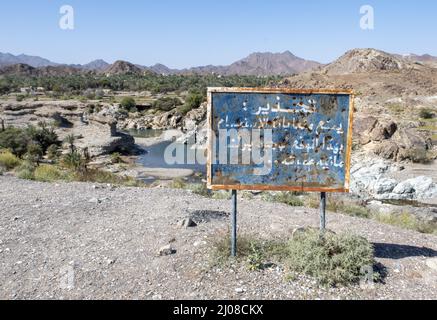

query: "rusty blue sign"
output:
207 88 354 192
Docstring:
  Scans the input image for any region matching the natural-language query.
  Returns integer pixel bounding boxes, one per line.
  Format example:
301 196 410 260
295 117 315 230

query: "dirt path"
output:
0 176 436 300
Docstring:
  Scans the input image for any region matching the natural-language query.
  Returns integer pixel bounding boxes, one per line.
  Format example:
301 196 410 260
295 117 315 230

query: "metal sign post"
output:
231 190 237 257
320 192 326 232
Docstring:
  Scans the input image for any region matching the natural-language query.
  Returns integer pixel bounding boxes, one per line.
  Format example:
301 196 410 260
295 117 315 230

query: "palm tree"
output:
64 134 76 153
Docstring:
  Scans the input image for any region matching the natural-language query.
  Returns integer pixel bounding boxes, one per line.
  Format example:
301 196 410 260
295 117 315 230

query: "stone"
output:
405 176 437 199
158 245 176 256
88 197 100 204
371 178 398 194
178 217 197 228
392 181 415 195
425 258 437 272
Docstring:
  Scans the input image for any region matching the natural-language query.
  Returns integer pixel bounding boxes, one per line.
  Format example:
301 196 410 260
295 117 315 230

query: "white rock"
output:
426 257 437 272
392 181 414 195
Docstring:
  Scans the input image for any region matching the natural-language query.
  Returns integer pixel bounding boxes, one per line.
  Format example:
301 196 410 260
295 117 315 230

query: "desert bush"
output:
171 177 187 189
110 152 123 164
187 183 210 197
419 108 434 119
0 150 21 170
120 97 137 112
34 165 64 182
262 192 304 207
284 229 376 286
152 96 182 112
73 168 143 187
61 150 83 170
374 211 437 234
211 190 232 200
47 144 61 160
25 142 43 164
211 233 270 270
0 127 30 157
15 161 35 180
211 230 377 286
16 94 25 102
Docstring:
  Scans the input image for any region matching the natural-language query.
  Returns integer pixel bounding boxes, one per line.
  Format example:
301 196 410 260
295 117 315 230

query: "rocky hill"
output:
102 60 145 75
320 49 419 75
224 51 321 75
398 53 437 67
0 52 59 68
0 63 38 76
0 51 322 76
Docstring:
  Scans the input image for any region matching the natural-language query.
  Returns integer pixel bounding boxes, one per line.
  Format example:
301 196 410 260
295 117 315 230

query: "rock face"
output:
354 116 432 162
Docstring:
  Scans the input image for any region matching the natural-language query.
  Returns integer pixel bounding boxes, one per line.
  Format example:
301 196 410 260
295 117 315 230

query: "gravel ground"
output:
0 175 436 300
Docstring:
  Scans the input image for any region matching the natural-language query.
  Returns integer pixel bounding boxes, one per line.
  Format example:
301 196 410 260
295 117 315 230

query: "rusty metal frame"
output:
207 87 355 193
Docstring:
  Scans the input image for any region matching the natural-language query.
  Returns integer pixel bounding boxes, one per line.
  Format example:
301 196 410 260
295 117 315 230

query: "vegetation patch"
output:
0 150 21 170
34 165 65 182
211 230 379 287
374 211 437 235
262 191 304 207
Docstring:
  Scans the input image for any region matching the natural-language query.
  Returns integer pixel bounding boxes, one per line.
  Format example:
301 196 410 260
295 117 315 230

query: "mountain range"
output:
0 49 436 77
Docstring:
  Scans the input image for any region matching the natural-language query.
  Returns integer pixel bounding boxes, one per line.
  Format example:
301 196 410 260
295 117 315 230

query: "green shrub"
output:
211 190 232 200
15 161 35 180
179 91 204 115
16 94 25 102
110 152 123 164
188 183 210 197
34 165 64 182
73 168 144 187
211 233 267 269
284 230 376 286
419 108 434 119
373 211 437 234
171 177 187 189
47 144 61 160
0 127 30 157
120 97 137 112
62 151 83 169
0 150 21 170
25 142 43 164
262 192 304 207
152 96 182 112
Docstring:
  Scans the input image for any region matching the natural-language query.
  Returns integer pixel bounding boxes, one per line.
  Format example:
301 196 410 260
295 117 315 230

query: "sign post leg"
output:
320 192 326 232
231 189 237 257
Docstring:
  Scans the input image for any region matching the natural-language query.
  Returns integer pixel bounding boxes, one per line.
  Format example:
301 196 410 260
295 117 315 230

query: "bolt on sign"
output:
207 88 354 192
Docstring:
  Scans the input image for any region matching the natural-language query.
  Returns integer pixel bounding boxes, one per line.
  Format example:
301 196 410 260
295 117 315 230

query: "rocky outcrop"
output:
350 155 437 201
354 116 398 144
355 116 432 162
119 103 207 131
322 49 417 75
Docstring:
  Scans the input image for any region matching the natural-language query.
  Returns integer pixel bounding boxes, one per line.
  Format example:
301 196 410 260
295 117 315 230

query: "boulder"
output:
354 116 397 145
370 178 398 194
392 181 415 196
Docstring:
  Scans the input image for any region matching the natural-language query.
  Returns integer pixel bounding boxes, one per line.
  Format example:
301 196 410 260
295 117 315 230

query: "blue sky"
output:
1 0 436 68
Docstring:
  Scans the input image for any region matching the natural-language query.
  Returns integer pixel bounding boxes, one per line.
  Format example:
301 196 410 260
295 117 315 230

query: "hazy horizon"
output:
1 0 437 68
